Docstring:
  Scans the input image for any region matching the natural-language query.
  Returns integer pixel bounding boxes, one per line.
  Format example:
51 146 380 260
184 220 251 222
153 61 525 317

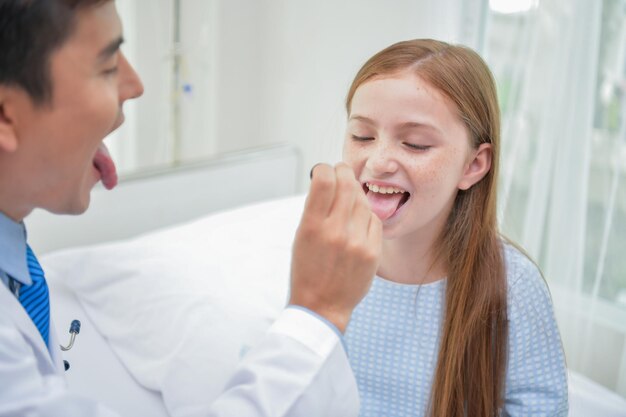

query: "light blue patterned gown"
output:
344 243 569 417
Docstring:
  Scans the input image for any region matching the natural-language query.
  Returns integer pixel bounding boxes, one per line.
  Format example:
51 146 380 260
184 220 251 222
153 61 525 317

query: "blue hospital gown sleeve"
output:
503 248 569 416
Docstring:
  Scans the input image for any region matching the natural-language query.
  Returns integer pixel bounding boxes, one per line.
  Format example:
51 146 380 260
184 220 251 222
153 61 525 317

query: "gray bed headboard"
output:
26 145 300 254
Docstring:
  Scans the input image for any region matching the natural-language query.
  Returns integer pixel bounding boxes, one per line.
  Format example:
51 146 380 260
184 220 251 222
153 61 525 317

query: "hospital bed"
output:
26 145 626 417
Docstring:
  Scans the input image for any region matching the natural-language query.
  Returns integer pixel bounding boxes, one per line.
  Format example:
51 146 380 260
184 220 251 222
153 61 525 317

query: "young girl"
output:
342 39 568 416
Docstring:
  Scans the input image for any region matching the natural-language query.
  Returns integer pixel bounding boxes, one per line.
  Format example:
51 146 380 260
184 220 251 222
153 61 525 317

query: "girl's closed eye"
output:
351 134 375 142
403 142 431 151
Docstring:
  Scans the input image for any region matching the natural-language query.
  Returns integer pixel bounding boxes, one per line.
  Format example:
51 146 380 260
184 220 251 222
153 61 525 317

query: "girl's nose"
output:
365 141 399 176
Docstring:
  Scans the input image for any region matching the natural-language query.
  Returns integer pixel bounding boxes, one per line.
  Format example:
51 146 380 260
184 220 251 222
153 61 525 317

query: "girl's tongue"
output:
93 143 118 190
366 190 405 221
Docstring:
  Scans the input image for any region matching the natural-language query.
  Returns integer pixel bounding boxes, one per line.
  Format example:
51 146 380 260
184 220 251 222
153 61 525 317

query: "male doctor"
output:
0 0 382 416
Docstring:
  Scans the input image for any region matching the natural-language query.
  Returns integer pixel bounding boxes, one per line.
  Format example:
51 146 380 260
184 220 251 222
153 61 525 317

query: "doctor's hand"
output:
289 162 382 333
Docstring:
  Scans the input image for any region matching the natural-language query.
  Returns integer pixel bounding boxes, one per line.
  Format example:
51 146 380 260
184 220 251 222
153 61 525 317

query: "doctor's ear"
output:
458 143 492 191
0 88 19 153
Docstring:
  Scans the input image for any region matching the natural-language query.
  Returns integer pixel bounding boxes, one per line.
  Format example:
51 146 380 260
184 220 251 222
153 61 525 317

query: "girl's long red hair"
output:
346 39 507 417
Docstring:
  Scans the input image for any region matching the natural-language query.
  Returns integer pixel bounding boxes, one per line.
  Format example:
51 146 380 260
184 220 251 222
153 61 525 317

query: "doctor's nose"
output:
118 52 144 102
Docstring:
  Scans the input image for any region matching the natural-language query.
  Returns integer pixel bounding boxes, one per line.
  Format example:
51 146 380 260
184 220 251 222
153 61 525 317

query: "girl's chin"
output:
381 222 409 240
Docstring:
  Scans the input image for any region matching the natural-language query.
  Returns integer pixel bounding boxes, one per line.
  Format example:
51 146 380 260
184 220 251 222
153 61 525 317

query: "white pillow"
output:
41 195 306 417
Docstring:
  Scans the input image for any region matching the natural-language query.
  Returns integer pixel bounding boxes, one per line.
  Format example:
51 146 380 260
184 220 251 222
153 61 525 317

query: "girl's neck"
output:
378 234 447 285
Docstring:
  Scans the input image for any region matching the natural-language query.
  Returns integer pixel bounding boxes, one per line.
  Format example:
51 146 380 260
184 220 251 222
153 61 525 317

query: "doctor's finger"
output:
328 163 359 223
349 193 373 239
303 163 336 219
353 178 370 211
367 214 383 253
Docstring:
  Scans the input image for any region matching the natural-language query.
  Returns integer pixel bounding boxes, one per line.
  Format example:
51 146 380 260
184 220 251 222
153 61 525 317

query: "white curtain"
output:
483 0 626 397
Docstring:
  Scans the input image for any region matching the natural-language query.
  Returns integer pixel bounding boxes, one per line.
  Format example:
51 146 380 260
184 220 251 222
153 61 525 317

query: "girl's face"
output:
343 70 487 241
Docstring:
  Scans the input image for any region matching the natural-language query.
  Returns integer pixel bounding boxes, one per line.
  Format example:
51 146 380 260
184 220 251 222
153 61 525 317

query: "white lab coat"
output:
0 283 359 417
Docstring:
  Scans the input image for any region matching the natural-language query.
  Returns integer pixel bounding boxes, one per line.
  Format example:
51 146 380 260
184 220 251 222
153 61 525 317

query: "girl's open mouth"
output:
363 182 410 220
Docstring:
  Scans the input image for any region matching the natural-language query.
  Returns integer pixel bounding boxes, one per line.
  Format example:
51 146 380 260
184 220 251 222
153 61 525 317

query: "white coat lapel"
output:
0 282 57 374
48 318 65 376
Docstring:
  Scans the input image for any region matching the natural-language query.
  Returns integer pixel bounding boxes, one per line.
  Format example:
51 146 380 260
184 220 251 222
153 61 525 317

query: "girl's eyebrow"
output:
398 121 443 136
348 115 376 125
349 115 443 136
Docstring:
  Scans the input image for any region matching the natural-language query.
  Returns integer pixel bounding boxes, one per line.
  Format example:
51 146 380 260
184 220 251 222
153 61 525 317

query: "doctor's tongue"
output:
93 143 118 190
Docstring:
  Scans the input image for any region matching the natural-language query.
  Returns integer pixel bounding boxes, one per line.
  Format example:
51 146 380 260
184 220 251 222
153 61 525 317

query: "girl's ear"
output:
0 89 19 153
458 143 492 190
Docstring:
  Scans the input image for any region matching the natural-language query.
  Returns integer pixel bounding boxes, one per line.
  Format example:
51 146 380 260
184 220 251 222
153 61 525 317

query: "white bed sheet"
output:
569 371 626 417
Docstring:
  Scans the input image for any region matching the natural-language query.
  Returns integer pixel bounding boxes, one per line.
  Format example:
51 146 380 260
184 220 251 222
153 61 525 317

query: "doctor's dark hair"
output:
346 39 507 417
0 0 110 105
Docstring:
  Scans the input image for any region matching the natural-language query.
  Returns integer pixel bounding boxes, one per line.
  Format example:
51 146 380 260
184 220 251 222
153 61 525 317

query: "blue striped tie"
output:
19 245 50 347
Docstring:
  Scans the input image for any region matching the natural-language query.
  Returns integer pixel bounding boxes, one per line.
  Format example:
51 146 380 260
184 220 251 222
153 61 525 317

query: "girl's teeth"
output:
366 183 405 194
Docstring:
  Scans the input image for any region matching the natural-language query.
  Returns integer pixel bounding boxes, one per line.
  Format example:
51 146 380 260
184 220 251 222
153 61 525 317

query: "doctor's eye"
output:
102 66 119 76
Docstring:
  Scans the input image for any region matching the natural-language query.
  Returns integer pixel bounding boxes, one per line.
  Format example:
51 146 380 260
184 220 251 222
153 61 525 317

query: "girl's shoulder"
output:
500 243 569 415
500 241 555 319
501 241 541 286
